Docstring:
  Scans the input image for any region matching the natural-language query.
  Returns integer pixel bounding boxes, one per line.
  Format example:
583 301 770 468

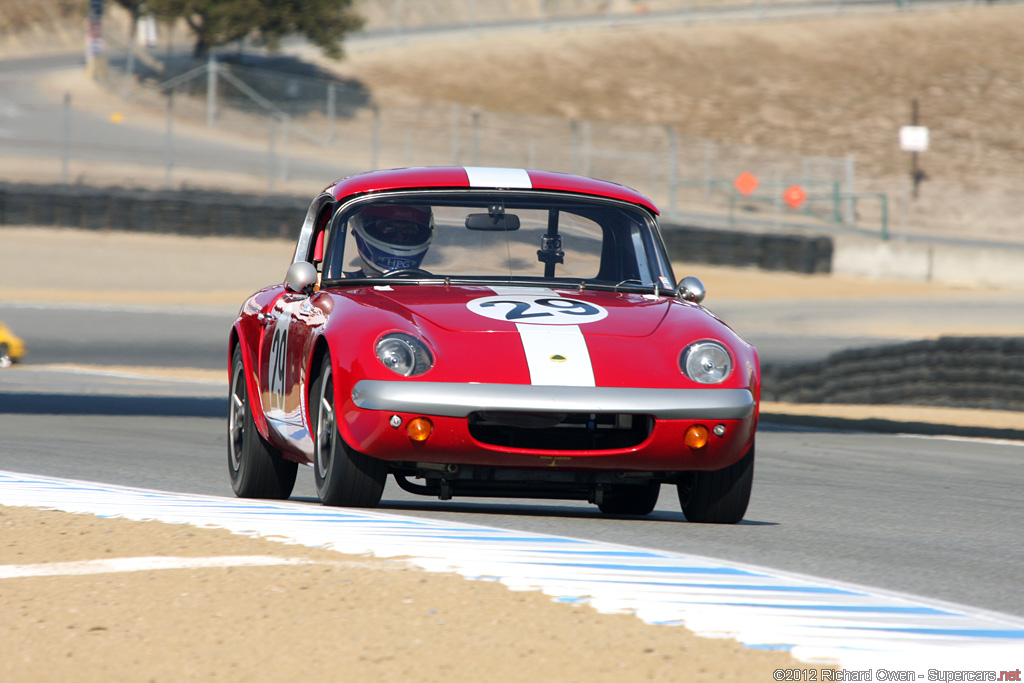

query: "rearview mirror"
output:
285 261 318 294
677 276 706 304
465 213 521 231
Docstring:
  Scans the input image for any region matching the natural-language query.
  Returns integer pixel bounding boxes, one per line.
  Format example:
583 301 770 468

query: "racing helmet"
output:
350 204 434 276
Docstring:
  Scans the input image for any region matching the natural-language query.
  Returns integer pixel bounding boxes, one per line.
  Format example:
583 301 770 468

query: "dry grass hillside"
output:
348 8 1024 183
329 3 1024 241
0 0 92 55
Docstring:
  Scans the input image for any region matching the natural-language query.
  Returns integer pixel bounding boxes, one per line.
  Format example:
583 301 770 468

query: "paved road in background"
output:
0 304 230 369
5 287 1024 369
0 54 347 186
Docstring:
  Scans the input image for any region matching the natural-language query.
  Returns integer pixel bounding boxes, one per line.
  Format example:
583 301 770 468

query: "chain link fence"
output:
90 52 869 235
21 0 992 236
354 0 980 33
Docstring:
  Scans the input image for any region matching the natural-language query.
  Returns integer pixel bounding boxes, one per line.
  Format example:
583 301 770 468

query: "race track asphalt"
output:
1 371 1022 619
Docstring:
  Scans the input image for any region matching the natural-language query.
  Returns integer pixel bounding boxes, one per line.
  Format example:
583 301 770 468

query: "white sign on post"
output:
900 126 930 152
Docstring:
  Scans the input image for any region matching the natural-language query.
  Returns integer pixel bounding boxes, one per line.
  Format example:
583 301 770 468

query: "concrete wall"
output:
833 234 1024 289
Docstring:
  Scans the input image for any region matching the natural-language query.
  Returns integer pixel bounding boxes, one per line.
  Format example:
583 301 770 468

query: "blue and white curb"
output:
2 470 1022 671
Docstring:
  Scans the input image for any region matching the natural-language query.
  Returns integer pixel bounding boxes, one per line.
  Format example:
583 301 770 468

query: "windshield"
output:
321 192 674 290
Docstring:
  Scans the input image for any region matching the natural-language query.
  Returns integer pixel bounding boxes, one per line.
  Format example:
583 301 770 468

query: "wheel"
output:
228 347 297 499
382 267 432 278
310 354 387 507
677 442 754 524
0 343 11 369
598 483 660 515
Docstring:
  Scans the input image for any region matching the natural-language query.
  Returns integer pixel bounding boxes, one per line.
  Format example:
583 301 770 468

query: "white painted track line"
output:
0 555 318 579
2 470 1022 671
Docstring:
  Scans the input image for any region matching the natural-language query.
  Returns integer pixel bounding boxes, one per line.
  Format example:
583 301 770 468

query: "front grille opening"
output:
468 411 652 451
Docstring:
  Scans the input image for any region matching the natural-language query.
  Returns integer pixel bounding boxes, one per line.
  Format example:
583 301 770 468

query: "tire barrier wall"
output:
3 184 1019 413
0 184 836 274
660 222 833 274
0 183 308 240
762 336 1024 412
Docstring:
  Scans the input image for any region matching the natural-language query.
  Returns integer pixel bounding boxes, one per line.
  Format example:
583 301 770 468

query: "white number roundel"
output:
467 295 608 325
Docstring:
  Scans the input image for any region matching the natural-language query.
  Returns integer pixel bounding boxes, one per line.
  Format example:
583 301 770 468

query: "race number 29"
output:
468 295 608 325
267 317 290 413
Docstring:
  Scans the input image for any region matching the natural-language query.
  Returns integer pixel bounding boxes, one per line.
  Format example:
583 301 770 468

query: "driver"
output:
349 204 434 276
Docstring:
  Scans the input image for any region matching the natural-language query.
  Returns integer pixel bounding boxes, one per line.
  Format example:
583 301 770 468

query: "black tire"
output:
677 443 754 524
228 347 297 499
310 354 387 507
598 483 661 516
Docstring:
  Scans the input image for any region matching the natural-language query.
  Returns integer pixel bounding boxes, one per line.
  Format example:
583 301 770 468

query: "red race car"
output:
229 167 759 522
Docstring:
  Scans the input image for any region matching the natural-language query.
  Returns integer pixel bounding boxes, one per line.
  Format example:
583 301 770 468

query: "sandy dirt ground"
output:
0 506 808 683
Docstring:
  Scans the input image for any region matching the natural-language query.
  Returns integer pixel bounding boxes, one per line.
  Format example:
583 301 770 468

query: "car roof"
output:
326 167 659 215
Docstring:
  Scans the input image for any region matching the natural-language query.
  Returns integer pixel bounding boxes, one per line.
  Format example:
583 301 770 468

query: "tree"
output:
145 0 363 59
111 0 147 26
110 0 147 87
256 0 363 59
110 0 146 46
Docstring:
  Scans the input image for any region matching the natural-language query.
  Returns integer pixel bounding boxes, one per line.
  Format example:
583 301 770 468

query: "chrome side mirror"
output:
676 276 706 304
284 261 318 294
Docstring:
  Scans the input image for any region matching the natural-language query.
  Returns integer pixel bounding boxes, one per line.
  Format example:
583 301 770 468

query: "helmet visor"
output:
360 205 433 248
364 218 432 246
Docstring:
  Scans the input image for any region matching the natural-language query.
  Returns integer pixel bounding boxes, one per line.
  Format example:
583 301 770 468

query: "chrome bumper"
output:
351 380 755 420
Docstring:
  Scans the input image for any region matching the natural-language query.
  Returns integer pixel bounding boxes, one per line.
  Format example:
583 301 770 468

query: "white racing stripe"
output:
488 286 596 387
516 324 595 386
464 166 532 188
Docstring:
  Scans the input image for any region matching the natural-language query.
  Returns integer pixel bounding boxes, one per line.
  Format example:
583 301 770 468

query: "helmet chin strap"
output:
361 257 383 277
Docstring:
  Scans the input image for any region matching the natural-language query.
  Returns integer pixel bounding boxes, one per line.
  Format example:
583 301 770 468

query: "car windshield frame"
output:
319 189 676 294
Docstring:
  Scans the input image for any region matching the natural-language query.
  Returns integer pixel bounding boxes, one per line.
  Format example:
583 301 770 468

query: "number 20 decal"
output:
467 295 608 325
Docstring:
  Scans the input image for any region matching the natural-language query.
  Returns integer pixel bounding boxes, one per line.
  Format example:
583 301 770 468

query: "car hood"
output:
359 284 672 337
330 283 750 390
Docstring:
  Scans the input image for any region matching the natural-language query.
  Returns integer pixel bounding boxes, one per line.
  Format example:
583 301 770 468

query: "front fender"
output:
230 318 273 442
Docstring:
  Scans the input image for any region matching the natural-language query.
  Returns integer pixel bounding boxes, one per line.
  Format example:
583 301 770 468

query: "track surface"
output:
2 285 1023 621
1 382 1021 619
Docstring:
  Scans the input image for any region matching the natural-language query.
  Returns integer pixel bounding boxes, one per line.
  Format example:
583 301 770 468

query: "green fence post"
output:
832 181 841 223
880 194 889 240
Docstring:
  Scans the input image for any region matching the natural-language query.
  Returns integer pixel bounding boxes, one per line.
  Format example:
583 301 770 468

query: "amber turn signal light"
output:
407 417 433 442
684 425 709 449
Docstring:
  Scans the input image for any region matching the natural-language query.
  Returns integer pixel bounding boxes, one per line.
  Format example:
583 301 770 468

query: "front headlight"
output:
681 341 732 384
375 333 433 376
